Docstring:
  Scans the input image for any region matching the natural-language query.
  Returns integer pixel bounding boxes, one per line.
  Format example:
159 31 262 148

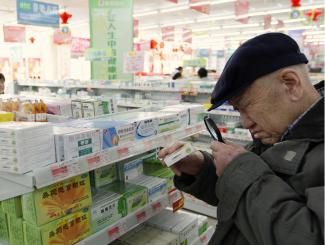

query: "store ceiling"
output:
0 0 323 45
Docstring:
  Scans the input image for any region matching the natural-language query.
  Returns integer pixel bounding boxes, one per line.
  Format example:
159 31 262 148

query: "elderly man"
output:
159 33 324 245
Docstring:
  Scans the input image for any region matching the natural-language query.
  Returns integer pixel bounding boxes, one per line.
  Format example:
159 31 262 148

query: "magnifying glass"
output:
203 115 224 143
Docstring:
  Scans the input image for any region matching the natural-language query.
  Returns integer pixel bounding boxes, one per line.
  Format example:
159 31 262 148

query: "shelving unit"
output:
77 193 171 245
190 226 215 245
0 123 205 201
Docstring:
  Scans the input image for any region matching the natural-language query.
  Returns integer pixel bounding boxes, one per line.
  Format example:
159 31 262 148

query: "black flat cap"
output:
209 32 308 111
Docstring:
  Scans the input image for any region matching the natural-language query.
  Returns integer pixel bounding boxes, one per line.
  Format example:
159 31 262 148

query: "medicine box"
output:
22 173 92 226
7 215 24 245
71 100 83 119
0 122 56 174
91 189 126 233
90 163 117 189
106 181 148 214
54 126 101 161
1 196 22 218
24 207 91 245
164 143 195 167
147 209 198 245
128 175 167 203
0 204 9 242
117 157 143 182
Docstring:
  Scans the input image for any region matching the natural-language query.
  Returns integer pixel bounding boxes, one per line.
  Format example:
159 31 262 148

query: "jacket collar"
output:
282 97 324 142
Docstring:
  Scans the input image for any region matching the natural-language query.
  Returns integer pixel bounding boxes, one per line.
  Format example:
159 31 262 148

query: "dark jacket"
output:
174 97 324 245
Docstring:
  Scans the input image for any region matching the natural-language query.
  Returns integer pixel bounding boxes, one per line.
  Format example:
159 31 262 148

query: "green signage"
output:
89 0 133 80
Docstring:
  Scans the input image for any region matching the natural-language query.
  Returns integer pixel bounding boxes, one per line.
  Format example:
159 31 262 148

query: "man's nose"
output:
240 113 255 130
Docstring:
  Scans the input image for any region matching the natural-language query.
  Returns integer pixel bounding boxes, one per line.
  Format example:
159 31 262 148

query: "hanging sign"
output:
3 26 26 43
182 27 192 43
71 37 90 57
189 0 210 14
263 14 272 29
162 26 175 42
53 26 72 45
89 0 133 80
134 19 139 38
16 0 59 27
123 51 144 73
235 0 250 24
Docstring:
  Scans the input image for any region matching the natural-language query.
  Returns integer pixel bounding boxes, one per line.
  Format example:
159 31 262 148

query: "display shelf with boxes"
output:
0 103 205 200
16 79 215 95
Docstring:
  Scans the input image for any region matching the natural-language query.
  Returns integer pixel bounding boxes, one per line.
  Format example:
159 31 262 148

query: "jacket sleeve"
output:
216 151 324 245
173 151 218 206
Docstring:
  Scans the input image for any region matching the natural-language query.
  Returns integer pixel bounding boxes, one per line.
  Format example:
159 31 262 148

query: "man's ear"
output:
277 68 303 101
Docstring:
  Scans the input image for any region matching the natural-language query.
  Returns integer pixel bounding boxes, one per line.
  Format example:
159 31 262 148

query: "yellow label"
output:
43 209 91 245
23 174 92 226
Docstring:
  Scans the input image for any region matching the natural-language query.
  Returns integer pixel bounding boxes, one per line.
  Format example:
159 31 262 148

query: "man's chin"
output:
260 137 277 145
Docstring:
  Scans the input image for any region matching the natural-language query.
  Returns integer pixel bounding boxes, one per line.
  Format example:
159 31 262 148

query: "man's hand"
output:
158 142 205 176
210 140 247 176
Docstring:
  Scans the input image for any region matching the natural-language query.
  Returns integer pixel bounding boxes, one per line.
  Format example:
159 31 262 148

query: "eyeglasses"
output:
203 116 224 142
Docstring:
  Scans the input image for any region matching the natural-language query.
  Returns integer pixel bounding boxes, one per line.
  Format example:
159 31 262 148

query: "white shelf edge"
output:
32 123 204 189
0 177 34 201
17 83 213 94
76 194 170 245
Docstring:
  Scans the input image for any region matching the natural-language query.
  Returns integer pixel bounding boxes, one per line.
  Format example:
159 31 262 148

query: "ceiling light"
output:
139 25 159 30
160 6 189 13
161 20 194 27
242 29 273 35
278 25 313 31
197 15 235 22
189 1 210 7
192 26 221 32
222 23 260 29
210 0 236 5
133 11 158 17
299 4 325 10
212 31 240 37
303 30 325 35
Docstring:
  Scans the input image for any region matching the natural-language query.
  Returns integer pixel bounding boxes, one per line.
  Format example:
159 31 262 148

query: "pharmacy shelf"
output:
76 193 172 245
184 194 217 218
200 130 252 143
190 226 215 245
0 123 204 200
0 177 34 201
208 110 240 117
17 82 212 94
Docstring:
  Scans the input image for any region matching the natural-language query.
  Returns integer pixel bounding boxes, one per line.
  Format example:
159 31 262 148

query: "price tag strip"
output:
32 123 203 189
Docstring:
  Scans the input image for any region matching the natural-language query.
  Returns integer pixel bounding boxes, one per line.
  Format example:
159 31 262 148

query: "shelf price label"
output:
51 165 68 180
87 155 101 168
136 211 146 223
185 128 193 135
117 147 129 157
108 226 120 241
169 189 184 212
151 202 161 213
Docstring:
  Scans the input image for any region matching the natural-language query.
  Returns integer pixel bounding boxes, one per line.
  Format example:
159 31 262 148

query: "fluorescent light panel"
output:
133 10 158 17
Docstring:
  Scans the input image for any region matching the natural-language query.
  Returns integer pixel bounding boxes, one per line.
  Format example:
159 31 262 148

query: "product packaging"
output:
106 181 148 214
91 189 126 233
0 122 56 174
90 163 117 189
7 215 24 245
117 157 143 182
1 196 22 218
164 143 195 167
24 207 91 245
128 175 167 203
22 173 92 226
54 126 101 161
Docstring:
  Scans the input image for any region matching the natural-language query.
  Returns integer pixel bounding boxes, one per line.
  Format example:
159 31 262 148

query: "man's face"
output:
230 77 291 145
